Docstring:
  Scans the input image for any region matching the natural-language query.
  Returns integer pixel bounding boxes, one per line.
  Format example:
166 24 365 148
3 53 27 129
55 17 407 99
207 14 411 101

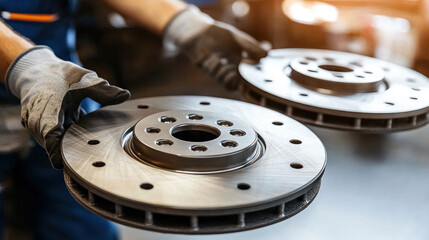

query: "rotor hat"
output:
239 49 429 132
62 96 326 234
130 110 259 172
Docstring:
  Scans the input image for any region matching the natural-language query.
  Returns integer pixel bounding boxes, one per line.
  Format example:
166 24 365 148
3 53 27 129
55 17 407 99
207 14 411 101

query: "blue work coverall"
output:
0 0 114 239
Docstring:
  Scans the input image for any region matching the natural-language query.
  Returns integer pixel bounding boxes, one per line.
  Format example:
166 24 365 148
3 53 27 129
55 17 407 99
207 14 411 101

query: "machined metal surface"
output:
61 96 326 234
239 49 429 132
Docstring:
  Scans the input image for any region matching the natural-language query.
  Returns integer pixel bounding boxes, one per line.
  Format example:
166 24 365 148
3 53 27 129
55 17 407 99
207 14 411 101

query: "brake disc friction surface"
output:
62 96 326 234
239 49 429 132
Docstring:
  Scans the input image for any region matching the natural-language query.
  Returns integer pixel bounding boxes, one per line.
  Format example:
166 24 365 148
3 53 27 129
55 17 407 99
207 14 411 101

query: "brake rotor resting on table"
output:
62 96 326 234
239 49 429 132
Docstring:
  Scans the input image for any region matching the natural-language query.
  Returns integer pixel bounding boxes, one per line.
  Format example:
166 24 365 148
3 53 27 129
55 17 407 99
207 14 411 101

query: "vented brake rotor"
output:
62 96 326 234
239 49 429 132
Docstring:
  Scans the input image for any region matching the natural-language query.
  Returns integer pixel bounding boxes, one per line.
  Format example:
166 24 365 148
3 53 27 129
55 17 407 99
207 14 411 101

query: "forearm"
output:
102 0 187 35
0 20 33 84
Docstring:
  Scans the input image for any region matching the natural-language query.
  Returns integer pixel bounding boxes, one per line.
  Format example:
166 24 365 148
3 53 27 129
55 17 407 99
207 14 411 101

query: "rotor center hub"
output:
130 110 260 172
288 56 385 93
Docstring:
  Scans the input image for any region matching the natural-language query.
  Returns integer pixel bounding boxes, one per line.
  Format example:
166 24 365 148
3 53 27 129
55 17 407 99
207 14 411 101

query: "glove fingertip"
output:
45 141 64 170
45 127 65 169
245 47 268 61
105 89 131 105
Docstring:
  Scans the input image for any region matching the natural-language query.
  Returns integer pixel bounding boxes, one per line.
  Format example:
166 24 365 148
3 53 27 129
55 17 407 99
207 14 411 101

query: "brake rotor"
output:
62 96 326 234
239 49 429 132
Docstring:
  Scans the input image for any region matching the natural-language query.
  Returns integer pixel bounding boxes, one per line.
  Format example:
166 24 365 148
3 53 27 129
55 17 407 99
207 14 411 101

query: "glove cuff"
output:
6 46 56 98
163 5 214 52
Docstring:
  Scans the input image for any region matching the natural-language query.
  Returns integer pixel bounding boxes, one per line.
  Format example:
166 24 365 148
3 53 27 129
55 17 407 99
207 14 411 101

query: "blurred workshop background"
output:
75 0 429 95
4 0 429 239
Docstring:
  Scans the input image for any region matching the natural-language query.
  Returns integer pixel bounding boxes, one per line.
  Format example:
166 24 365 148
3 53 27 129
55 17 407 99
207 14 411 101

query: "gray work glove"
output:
6 46 130 169
164 6 267 89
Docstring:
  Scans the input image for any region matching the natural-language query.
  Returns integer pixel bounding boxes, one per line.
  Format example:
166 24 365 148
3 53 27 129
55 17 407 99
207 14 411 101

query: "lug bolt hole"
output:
221 140 238 148
156 139 174 146
145 127 160 134
230 129 246 136
190 145 208 152
188 114 203 120
160 116 176 123
217 120 233 127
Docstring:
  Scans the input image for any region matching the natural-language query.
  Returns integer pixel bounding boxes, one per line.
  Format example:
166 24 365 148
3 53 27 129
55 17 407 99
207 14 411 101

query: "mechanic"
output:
0 0 267 239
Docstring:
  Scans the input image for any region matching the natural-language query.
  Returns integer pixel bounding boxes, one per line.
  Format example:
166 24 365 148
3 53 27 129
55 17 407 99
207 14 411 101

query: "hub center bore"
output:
171 124 220 142
129 110 261 172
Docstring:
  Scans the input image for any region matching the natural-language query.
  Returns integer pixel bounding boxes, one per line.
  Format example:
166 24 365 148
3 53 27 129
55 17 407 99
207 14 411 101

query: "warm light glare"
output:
372 15 410 33
232 0 250 18
282 0 338 25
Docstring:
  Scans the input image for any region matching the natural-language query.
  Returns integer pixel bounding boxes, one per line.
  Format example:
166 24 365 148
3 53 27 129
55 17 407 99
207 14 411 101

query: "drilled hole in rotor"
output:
190 145 208 152
172 124 220 142
87 140 100 145
333 73 344 78
299 93 308 97
221 140 238 148
272 121 283 126
319 64 353 72
410 97 418 100
364 71 373 74
200 101 210 105
290 162 303 169
230 129 246 136
290 139 302 144
324 57 335 61
307 69 318 73
356 75 365 78
138 105 149 109
264 79 273 83
188 114 203 120
299 61 309 65
92 161 105 167
237 183 251 190
412 88 421 91
140 183 153 190
384 102 395 106
217 120 233 127
145 127 160 134
156 139 174 146
350 61 363 67
160 116 176 123
305 56 317 61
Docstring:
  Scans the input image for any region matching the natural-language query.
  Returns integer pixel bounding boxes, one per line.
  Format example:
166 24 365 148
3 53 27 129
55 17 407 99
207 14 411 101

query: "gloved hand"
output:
163 6 267 89
6 46 130 169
